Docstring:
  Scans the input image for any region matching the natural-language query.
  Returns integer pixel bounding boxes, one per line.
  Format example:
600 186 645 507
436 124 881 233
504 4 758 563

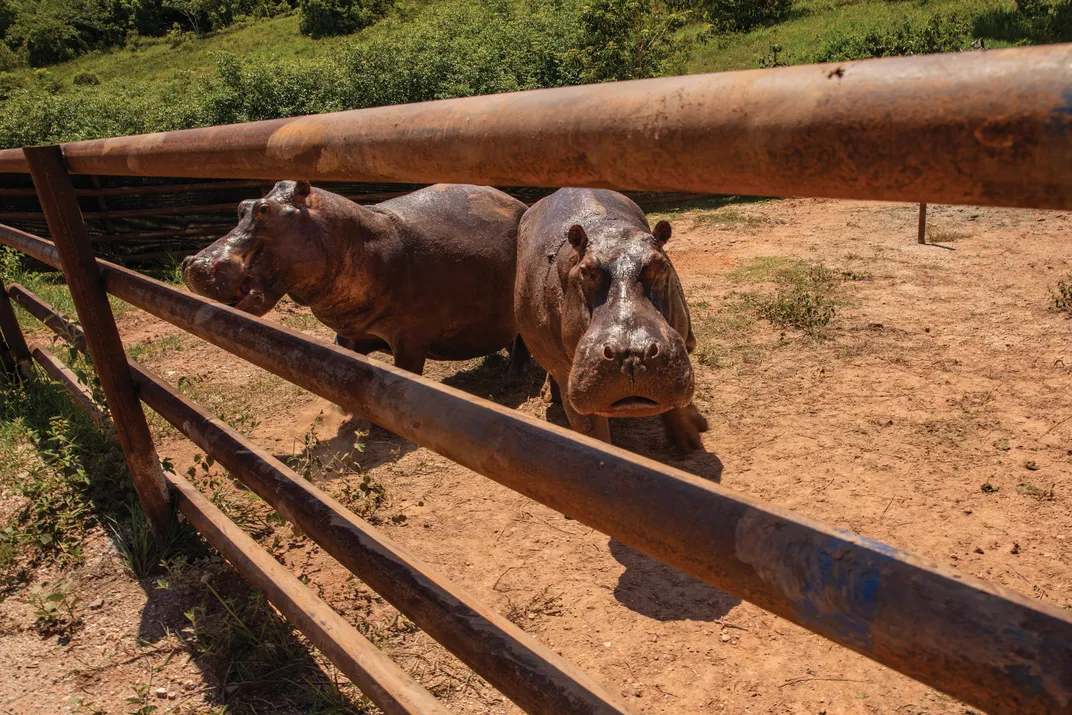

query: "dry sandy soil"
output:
1 197 1070 714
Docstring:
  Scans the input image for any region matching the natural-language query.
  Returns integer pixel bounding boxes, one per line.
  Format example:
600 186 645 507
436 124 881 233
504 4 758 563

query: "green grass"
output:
0 249 129 339
687 0 1015 73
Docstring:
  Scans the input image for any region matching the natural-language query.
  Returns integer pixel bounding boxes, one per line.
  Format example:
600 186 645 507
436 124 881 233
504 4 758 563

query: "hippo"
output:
514 188 708 451
182 181 528 375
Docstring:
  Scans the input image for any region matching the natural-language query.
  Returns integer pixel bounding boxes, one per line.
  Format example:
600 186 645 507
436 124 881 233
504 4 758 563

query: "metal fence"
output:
0 44 1069 715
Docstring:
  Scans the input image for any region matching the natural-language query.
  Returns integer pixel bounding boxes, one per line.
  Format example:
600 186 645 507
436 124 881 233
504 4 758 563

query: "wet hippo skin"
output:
514 188 709 451
183 181 528 376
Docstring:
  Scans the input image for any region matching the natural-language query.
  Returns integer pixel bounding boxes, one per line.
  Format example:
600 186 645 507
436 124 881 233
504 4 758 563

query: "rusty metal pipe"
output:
28 343 105 425
1 223 1071 713
2 340 449 714
7 279 633 715
165 471 450 715
0 46 1070 208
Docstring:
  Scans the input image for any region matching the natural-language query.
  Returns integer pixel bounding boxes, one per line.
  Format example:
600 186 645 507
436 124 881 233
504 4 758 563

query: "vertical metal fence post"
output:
0 279 31 376
25 145 172 533
918 202 927 244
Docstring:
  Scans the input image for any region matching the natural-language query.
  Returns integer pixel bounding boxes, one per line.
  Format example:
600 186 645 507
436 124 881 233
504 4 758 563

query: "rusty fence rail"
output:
0 45 1069 714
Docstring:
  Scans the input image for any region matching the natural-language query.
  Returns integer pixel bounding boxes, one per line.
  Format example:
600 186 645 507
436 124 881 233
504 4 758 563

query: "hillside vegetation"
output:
0 0 1067 149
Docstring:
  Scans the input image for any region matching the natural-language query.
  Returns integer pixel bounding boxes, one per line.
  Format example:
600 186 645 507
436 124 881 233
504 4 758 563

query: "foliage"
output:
703 0 792 32
566 0 695 82
0 371 133 591
1054 273 1072 317
71 69 100 84
974 0 1072 44
299 0 392 37
108 499 203 577
814 12 975 62
5 0 128 67
28 579 81 634
754 288 835 333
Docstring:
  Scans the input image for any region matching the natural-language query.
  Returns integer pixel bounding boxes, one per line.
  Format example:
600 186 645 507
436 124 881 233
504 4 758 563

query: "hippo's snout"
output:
568 321 694 419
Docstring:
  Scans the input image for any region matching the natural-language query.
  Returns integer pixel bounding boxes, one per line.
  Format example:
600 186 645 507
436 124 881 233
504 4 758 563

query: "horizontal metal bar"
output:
166 472 450 715
2 222 1070 714
91 225 235 243
7 277 632 715
0 202 238 222
14 339 449 714
9 283 87 350
0 46 1070 208
77 179 272 197
28 343 105 425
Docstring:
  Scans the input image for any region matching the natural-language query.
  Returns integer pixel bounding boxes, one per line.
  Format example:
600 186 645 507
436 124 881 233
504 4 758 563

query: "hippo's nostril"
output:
602 344 616 361
645 343 660 360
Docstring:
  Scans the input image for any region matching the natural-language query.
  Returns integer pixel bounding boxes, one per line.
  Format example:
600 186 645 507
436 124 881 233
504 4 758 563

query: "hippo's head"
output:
562 219 694 418
182 180 330 316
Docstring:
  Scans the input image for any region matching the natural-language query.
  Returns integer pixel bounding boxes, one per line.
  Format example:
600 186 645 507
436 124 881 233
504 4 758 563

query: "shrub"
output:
974 0 1072 45
814 12 973 62
566 0 694 82
1054 274 1072 317
72 71 100 85
298 0 393 37
6 0 128 67
703 0 792 32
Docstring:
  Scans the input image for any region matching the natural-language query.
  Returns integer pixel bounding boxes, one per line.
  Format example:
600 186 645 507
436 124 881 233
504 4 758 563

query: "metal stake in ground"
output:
24 145 172 533
918 203 927 244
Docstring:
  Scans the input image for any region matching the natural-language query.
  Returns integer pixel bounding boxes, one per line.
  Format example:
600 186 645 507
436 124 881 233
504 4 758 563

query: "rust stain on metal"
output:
0 47 1067 208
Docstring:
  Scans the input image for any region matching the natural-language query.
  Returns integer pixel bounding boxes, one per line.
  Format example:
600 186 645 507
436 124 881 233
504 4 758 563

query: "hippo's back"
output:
366 184 527 360
377 184 526 258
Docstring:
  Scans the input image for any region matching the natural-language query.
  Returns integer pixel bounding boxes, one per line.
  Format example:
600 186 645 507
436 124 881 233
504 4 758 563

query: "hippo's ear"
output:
653 220 672 245
293 180 312 207
567 224 588 253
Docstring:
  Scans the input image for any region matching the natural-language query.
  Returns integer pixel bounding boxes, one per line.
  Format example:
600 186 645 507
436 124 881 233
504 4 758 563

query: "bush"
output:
703 0 791 32
299 0 393 37
5 0 128 67
974 0 1072 45
814 12 973 62
72 71 100 85
566 0 694 82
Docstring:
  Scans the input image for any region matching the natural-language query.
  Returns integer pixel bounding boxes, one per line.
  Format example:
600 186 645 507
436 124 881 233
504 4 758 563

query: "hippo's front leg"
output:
661 403 709 452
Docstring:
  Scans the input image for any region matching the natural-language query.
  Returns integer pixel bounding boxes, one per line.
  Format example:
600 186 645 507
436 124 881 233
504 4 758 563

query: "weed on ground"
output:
1054 273 1072 317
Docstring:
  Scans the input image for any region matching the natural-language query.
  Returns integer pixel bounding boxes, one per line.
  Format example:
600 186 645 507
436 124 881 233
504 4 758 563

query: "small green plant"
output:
755 289 835 334
289 413 366 481
333 472 386 520
109 501 201 579
125 682 158 715
28 579 81 635
182 576 357 709
1054 274 1072 317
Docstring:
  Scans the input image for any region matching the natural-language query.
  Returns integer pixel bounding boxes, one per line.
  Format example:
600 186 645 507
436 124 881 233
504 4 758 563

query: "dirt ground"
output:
1 197 1070 714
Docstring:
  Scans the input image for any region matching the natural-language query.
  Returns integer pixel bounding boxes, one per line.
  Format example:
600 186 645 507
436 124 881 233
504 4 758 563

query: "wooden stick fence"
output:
0 44 1070 715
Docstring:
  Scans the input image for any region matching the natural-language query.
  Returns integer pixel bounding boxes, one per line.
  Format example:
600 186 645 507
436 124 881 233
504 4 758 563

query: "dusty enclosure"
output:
1 197 1070 714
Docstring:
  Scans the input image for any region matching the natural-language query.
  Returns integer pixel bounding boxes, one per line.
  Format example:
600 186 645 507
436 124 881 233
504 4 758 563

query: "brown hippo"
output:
182 181 528 375
514 188 708 451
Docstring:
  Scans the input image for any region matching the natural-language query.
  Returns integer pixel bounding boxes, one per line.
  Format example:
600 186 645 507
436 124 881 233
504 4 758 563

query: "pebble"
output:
155 687 167 699
720 633 732 643
88 598 104 610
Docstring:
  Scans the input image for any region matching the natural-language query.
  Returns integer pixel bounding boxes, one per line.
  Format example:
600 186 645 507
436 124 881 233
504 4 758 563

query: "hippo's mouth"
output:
594 396 668 418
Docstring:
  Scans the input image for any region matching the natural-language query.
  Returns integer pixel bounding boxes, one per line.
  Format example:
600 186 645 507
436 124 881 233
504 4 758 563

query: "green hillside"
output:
0 0 1065 149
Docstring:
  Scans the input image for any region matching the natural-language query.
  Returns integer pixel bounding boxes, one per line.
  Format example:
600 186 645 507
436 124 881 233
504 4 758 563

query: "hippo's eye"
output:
578 263 603 285
258 203 271 216
641 254 668 286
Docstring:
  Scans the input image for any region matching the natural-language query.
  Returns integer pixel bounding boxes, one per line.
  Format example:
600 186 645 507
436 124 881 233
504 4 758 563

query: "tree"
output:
566 0 693 83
